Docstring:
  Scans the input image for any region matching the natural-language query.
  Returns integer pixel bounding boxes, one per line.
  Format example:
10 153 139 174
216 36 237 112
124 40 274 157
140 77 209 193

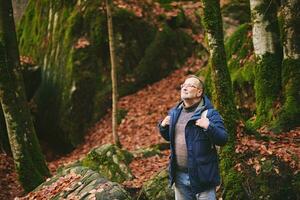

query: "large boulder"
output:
140 169 174 200
20 166 132 200
21 62 41 101
82 144 134 183
17 0 194 151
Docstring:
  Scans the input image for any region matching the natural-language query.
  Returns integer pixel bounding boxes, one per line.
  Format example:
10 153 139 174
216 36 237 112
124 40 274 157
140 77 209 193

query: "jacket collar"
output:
172 95 214 120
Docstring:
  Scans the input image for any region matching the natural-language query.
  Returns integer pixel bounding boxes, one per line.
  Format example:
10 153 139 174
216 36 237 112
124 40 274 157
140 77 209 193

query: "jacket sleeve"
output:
205 109 228 146
158 120 170 141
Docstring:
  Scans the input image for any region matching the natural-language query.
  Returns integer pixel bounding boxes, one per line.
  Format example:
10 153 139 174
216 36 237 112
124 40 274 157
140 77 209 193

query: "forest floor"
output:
46 54 202 188
0 54 199 199
1 54 299 199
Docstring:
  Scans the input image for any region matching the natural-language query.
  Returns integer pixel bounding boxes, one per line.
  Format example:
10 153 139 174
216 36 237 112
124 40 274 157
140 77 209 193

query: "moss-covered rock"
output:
28 166 132 200
81 144 134 183
21 62 41 101
132 142 169 158
134 24 193 86
139 168 174 200
132 147 161 158
17 0 194 151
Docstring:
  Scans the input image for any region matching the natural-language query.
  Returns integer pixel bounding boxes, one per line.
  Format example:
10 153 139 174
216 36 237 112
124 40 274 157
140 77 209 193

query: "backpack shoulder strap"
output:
201 109 220 152
201 109 208 118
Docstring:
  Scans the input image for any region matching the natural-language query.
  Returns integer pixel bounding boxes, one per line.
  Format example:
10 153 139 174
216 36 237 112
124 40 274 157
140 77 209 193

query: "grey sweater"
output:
175 99 204 171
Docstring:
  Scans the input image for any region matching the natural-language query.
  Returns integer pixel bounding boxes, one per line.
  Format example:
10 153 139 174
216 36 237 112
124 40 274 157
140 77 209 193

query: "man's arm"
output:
205 110 228 146
158 116 171 141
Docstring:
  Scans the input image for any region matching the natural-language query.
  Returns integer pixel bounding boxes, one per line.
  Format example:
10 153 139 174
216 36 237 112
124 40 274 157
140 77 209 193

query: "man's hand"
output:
161 116 170 127
195 116 210 129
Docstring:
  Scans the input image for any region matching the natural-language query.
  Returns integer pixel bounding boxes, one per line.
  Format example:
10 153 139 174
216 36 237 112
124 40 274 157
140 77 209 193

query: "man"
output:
158 75 228 200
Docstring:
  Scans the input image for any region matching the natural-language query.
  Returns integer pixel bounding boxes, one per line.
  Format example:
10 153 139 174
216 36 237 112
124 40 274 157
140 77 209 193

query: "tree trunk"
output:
0 0 50 191
106 0 121 148
275 0 300 130
201 0 245 198
0 107 11 154
249 0 282 128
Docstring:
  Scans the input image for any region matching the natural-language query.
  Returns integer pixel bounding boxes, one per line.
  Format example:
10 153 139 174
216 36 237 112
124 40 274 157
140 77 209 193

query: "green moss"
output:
0 2 50 190
273 58 300 131
246 0 282 129
134 24 194 86
226 24 256 120
199 23 256 120
18 0 195 151
200 1 247 198
225 24 252 64
249 52 282 129
226 24 255 111
132 146 162 158
81 144 134 183
221 168 245 199
226 24 254 77
221 0 250 25
140 169 174 200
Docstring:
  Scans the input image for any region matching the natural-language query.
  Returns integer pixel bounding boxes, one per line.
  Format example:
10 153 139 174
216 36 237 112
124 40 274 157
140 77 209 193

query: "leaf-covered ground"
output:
1 0 299 199
1 52 299 199
46 55 202 188
0 153 24 199
0 53 200 200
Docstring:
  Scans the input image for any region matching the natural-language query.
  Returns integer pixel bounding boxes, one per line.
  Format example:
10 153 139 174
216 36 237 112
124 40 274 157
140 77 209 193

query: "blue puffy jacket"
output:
158 95 228 194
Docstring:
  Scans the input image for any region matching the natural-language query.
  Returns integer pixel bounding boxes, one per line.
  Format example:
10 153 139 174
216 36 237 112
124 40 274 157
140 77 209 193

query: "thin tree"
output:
275 0 300 130
106 0 121 147
249 0 282 128
0 0 50 191
201 0 246 198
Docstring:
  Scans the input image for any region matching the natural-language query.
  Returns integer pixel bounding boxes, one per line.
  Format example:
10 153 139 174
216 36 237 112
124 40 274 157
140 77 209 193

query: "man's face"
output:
180 78 202 100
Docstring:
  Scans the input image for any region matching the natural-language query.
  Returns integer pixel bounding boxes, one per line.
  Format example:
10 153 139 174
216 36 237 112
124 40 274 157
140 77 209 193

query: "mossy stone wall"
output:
17 0 194 151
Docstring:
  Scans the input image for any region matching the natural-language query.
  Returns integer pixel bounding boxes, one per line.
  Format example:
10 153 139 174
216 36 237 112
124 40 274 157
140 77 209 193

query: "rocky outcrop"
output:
82 144 134 183
17 0 194 151
20 166 132 200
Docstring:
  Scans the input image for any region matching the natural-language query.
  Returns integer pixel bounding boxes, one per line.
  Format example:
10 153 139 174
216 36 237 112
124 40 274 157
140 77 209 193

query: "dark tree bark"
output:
201 0 245 198
249 0 282 128
275 0 300 130
0 0 50 191
0 107 10 153
106 0 121 148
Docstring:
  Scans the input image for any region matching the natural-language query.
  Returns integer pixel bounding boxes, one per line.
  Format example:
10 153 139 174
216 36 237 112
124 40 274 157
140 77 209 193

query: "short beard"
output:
181 93 199 100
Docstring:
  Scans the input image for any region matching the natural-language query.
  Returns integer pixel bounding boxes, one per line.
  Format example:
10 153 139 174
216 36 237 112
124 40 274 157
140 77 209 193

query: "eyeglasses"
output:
180 83 200 89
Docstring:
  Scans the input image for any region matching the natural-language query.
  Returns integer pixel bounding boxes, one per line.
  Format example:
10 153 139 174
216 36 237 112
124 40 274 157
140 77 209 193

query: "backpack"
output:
201 109 220 153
